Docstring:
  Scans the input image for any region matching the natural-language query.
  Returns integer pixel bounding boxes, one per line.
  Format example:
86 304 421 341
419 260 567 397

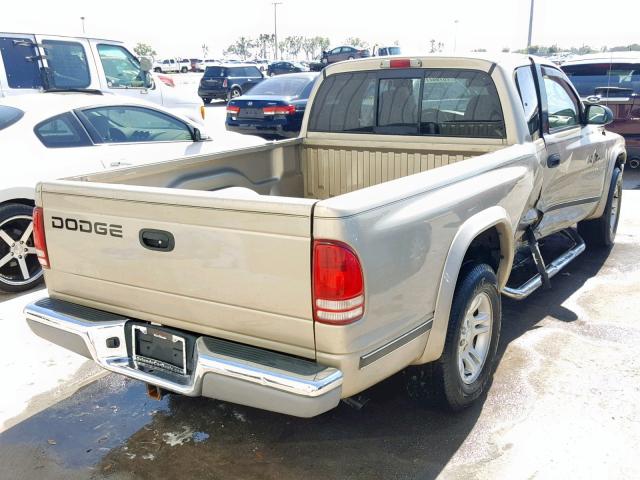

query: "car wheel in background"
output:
153 67 162 73
348 56 355 60
0 203 44 293
269 71 275 77
181 67 188 73
202 98 211 104
230 87 242 99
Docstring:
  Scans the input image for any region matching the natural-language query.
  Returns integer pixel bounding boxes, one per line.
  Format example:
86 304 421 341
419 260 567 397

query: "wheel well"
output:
461 227 502 275
0 198 34 209
616 152 626 169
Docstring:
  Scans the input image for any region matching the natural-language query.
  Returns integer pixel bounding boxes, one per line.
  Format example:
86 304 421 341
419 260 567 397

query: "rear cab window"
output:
562 62 640 97
0 105 25 130
308 68 505 138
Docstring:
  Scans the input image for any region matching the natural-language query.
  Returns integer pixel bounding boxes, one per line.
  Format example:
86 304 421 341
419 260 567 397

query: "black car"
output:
321 45 370 65
267 61 308 77
225 72 318 139
198 64 264 103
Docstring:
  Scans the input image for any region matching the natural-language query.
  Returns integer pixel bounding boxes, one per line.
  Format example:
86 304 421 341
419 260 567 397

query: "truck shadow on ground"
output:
0 240 617 480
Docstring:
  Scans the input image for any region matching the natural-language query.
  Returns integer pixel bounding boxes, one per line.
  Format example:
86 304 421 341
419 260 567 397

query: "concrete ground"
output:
1 148 639 477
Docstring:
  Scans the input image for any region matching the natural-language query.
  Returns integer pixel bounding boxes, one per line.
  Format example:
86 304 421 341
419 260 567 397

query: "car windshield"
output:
248 76 315 97
386 47 401 55
562 62 640 96
0 105 25 130
204 66 227 78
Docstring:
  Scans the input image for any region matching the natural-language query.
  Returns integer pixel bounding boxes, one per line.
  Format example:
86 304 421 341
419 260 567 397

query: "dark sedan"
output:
321 46 370 65
267 61 308 76
225 72 318 139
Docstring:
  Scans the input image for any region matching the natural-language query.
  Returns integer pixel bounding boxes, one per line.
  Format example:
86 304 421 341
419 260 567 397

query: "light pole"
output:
272 2 282 60
527 0 535 50
453 19 459 53
80 16 86 34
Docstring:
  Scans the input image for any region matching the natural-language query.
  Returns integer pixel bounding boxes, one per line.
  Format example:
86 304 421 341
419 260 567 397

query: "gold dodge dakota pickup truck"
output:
24 55 625 417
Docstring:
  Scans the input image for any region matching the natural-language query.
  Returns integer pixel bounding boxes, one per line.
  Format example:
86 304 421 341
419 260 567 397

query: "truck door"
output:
34 35 100 91
0 34 43 96
534 64 606 237
88 40 163 106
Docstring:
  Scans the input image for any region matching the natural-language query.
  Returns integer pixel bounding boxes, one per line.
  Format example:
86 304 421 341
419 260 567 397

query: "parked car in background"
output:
321 46 370 65
198 63 264 103
197 59 220 71
562 53 640 168
373 45 401 56
153 58 180 73
226 72 318 138
0 90 258 292
0 33 202 119
267 61 308 76
254 59 269 72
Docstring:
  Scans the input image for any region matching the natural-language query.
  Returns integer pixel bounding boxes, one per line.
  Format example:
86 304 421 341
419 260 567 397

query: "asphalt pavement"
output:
1 127 639 478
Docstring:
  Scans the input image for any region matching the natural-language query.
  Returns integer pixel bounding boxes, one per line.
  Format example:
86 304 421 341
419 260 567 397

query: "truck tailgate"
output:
38 181 317 358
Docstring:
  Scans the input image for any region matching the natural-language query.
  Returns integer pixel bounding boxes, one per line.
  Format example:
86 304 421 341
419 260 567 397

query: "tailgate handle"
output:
139 229 175 252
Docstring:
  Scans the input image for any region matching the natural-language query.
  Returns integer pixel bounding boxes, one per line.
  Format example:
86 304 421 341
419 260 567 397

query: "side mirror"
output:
139 56 153 72
585 104 614 126
192 127 203 142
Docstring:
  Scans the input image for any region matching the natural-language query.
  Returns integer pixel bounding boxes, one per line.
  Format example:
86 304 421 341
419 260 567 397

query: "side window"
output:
377 78 420 132
543 67 580 131
515 66 541 139
97 44 144 88
42 40 90 89
79 106 193 143
331 48 341 55
0 36 43 89
229 67 242 77
34 112 92 148
248 67 261 77
0 105 25 130
308 72 377 132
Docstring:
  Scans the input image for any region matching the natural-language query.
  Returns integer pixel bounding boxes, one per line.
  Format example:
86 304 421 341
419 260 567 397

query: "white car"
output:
0 91 263 293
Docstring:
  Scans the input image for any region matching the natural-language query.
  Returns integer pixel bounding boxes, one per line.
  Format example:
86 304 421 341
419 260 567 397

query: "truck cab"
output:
0 33 201 118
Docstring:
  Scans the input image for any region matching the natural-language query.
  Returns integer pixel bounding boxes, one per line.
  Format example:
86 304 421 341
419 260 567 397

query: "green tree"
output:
256 33 275 59
133 42 157 58
225 36 255 60
285 35 304 59
344 37 369 49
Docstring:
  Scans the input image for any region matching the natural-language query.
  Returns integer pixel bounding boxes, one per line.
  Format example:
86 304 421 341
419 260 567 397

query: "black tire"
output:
348 56 355 60
578 166 623 248
181 67 188 73
228 87 241 101
202 97 211 104
0 203 44 294
406 264 501 411
153 67 162 73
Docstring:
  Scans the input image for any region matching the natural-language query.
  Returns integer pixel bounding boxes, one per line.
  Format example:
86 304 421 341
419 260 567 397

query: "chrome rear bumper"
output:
25 297 342 417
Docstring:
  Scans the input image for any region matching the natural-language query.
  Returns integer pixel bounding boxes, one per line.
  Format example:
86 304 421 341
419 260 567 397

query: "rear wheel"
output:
181 67 188 73
578 166 623 248
229 87 242 101
202 97 211 104
406 263 501 410
0 203 43 293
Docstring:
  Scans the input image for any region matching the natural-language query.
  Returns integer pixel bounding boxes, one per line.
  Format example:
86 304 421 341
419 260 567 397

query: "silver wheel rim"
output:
609 177 622 237
232 89 240 98
0 215 42 286
457 292 493 385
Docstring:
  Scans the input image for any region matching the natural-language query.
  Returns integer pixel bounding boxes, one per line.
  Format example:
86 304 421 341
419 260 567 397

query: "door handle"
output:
110 161 132 167
547 154 561 168
139 229 175 252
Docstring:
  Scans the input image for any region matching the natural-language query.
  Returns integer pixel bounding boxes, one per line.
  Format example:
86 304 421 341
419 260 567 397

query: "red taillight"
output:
263 105 296 116
223 78 228 88
312 240 364 325
157 74 175 87
226 105 240 115
389 58 411 68
33 207 49 269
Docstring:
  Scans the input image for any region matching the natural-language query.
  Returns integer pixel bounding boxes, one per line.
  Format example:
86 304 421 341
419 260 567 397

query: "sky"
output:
1 0 637 58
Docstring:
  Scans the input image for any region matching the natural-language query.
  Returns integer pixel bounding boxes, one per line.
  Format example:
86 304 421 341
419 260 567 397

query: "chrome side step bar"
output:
502 229 586 300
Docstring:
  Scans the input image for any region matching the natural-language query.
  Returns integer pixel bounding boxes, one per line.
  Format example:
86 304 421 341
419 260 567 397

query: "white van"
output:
0 33 202 121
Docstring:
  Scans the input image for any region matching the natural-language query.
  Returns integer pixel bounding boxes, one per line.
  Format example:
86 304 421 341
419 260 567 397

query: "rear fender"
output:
414 206 514 364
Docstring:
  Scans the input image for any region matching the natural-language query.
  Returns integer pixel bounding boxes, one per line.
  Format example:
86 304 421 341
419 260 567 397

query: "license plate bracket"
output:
131 325 187 375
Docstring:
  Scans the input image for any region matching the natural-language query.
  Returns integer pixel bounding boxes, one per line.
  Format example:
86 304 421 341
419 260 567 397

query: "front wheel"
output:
578 166 623 248
406 263 501 410
0 203 44 293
